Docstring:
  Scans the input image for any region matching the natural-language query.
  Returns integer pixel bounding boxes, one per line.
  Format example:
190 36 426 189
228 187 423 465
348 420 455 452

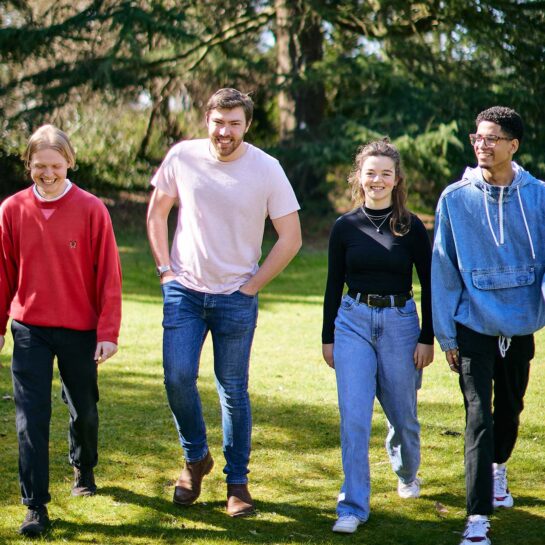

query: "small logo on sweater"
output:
69 240 77 249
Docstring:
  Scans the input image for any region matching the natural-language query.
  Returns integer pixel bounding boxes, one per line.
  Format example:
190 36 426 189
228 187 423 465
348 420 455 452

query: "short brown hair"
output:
22 124 76 171
205 88 253 125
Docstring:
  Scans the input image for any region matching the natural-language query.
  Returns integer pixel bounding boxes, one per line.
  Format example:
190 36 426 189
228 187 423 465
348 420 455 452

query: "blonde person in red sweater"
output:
0 125 122 537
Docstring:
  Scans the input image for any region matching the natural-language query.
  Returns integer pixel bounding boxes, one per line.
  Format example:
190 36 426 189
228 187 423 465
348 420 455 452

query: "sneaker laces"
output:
25 506 46 522
464 516 490 540
26 509 41 522
494 466 508 496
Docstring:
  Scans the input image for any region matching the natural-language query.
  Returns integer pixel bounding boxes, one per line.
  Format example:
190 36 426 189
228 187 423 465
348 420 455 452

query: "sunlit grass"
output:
1 229 544 544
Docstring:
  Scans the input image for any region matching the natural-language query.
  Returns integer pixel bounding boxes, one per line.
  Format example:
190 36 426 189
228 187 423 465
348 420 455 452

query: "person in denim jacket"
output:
432 106 545 545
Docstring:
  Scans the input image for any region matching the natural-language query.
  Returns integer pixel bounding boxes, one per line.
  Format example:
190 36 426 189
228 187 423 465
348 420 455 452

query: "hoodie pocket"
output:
472 266 535 290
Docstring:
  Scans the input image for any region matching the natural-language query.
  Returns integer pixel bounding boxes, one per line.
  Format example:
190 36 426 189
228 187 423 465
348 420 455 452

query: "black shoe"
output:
72 467 97 496
19 505 50 536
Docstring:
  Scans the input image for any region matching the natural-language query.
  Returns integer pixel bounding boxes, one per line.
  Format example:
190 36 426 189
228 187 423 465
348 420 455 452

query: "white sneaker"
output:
398 477 421 499
460 515 491 545
493 463 514 508
332 515 361 534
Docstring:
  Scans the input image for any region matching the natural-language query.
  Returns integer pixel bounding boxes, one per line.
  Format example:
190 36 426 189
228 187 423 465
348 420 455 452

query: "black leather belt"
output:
347 290 413 308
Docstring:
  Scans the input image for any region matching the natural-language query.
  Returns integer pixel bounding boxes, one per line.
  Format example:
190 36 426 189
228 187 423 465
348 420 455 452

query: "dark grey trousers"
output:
11 320 99 506
457 323 533 515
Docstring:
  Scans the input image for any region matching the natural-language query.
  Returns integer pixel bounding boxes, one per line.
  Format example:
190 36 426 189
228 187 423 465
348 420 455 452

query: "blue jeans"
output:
161 281 258 484
333 294 422 521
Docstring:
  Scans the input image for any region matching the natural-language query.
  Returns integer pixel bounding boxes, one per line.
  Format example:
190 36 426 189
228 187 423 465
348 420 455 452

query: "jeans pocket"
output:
161 280 179 302
236 289 257 300
161 283 183 327
10 320 34 349
339 295 356 311
394 298 417 317
161 278 177 289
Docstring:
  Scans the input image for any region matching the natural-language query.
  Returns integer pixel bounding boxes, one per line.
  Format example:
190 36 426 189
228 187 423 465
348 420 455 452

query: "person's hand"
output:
414 343 434 369
445 348 460 373
0 335 4 352
322 343 334 368
94 341 118 365
238 283 258 297
160 271 176 284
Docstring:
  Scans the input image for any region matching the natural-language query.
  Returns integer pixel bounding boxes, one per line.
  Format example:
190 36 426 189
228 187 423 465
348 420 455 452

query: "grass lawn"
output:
1 226 545 544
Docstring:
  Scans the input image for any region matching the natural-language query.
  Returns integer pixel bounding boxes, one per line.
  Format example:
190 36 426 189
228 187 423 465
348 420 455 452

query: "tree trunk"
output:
274 0 328 208
275 0 297 140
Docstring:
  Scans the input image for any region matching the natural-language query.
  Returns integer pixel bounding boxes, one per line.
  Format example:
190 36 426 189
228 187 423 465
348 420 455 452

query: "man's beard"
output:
211 135 243 157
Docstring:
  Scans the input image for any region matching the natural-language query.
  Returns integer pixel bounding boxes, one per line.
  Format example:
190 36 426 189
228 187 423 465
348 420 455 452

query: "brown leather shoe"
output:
226 483 255 517
173 451 214 506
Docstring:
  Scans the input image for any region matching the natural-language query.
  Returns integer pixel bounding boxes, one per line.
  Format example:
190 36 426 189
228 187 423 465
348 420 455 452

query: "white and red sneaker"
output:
460 515 491 545
493 463 514 508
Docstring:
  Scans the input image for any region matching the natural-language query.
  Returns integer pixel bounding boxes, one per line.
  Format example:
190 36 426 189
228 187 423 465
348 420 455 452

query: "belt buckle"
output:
367 294 382 307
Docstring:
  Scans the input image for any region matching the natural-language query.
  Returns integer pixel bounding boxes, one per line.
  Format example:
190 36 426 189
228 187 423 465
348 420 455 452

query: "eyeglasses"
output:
469 134 512 147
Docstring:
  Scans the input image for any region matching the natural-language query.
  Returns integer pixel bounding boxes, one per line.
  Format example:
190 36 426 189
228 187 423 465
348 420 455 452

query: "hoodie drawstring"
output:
516 186 536 259
483 185 536 260
498 336 511 358
498 187 504 244
483 187 501 247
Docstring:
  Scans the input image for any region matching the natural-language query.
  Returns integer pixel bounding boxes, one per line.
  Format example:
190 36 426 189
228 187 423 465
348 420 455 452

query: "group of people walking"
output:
1 88 544 545
322 105 545 545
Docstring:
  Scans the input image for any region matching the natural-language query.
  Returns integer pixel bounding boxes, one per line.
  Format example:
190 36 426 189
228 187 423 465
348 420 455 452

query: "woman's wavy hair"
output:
347 138 411 236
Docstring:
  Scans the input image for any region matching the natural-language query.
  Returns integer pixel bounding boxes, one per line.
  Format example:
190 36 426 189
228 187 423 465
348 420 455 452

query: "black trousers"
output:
10 320 99 506
457 324 534 515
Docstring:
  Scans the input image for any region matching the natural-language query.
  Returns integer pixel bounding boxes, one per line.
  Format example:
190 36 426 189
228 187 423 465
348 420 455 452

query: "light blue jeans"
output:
161 281 258 484
333 294 422 521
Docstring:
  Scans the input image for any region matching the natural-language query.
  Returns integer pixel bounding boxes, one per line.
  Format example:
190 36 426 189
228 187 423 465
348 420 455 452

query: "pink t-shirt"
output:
151 139 300 293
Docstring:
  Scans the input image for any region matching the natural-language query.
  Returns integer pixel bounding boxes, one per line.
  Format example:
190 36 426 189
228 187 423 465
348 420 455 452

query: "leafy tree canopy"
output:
1 1 545 210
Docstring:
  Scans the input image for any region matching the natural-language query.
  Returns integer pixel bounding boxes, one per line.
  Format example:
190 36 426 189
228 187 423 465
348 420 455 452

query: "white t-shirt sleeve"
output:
150 149 179 198
266 159 301 219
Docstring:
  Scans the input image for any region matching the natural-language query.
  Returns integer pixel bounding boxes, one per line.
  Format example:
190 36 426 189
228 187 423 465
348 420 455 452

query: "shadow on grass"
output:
96 373 469 460
7 498 461 545
10 495 545 545
3 360 545 544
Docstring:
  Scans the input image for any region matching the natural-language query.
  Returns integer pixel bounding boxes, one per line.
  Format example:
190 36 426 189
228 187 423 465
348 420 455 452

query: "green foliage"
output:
67 101 153 191
395 122 464 209
2 1 545 209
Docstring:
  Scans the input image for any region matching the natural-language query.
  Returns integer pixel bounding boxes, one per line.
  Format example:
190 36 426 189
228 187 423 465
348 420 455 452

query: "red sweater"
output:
0 185 122 342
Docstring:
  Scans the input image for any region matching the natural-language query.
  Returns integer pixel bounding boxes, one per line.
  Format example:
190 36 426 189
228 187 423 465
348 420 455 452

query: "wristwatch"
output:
156 265 171 277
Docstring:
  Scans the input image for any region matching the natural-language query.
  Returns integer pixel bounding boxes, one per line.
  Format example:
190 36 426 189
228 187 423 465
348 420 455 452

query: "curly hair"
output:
476 106 523 142
347 138 410 236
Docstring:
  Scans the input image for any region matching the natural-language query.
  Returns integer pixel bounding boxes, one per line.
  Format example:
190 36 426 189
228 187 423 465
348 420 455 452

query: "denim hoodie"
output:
432 162 545 351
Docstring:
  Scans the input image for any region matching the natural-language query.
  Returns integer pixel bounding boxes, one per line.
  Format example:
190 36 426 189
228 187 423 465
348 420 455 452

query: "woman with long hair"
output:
322 139 434 533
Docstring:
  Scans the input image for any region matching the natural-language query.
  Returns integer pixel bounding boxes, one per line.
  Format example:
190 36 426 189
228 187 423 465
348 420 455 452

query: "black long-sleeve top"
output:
322 206 434 345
